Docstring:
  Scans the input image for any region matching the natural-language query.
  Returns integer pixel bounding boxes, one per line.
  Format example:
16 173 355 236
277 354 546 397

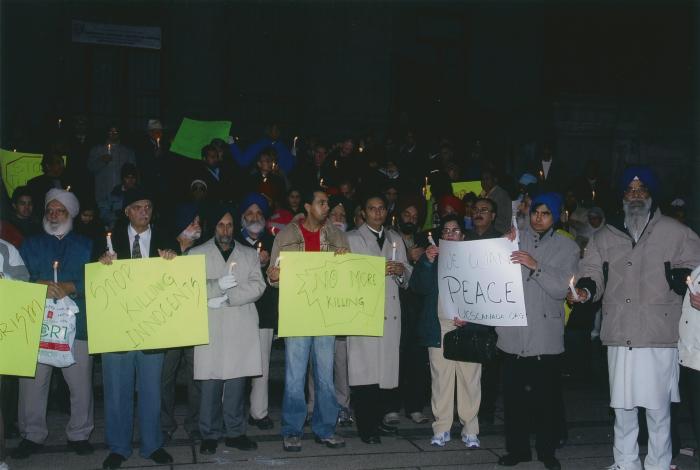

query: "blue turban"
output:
531 192 563 224
620 165 658 198
518 173 538 186
239 192 270 219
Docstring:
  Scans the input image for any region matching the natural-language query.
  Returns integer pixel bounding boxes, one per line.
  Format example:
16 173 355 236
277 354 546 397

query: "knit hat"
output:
620 165 659 199
531 192 563 224
239 192 270 219
173 203 199 237
45 188 79 218
122 188 153 209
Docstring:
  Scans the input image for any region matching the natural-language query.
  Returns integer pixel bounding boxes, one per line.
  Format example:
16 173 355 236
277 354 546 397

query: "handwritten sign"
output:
85 256 209 353
0 279 47 376
170 118 232 160
278 253 385 337
438 239 527 326
425 180 482 200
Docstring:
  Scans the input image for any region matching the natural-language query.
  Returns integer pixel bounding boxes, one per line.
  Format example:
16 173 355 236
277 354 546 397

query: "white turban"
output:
45 189 80 218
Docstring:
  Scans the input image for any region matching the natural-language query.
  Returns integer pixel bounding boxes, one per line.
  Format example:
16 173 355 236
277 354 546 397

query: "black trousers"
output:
382 343 430 415
685 366 700 461
502 352 562 460
351 384 383 439
479 355 501 418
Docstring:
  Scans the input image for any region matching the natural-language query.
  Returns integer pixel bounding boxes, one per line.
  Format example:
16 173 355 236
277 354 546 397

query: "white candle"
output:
228 262 236 275
106 232 114 254
293 136 298 150
257 242 262 254
428 231 436 246
272 162 277 171
334 159 338 168
539 170 544 180
391 242 396 261
53 261 59 283
592 190 596 201
687 276 698 295
569 276 580 301
156 137 160 149
107 143 112 155
274 256 282 268
320 178 325 187
57 118 62 129
65 185 71 192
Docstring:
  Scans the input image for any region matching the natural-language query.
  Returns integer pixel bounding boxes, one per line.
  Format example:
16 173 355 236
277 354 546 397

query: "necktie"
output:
132 234 142 259
371 229 385 250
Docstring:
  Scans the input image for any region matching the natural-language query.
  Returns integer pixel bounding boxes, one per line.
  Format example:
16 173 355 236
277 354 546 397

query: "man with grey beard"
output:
569 166 700 470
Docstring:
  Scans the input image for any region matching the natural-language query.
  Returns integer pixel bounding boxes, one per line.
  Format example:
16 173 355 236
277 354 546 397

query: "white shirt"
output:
0 239 25 277
127 225 152 258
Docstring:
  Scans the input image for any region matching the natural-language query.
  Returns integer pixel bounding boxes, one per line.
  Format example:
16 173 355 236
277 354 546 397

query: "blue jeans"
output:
102 351 164 458
281 336 338 438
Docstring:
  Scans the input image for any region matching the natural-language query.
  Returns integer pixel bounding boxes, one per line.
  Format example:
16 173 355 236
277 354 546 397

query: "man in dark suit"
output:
97 188 176 470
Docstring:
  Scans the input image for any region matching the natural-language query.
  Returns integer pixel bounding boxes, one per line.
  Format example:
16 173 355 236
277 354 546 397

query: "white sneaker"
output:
383 412 401 425
604 464 642 470
0 462 9 470
462 434 480 449
430 431 451 447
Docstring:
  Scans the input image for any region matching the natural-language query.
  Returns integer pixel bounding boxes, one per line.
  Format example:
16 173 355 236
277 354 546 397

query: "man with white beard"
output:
569 166 700 470
13 189 95 460
161 203 203 442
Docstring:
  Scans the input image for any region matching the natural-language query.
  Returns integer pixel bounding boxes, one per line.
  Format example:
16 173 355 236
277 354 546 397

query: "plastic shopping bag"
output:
38 297 78 368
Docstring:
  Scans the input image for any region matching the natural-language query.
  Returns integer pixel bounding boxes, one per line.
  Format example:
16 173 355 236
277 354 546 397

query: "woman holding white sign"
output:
409 214 482 450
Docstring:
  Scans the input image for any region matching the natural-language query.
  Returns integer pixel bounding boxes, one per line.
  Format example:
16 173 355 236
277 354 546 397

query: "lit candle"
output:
272 162 277 171
107 143 112 155
539 169 544 180
57 118 62 129
391 215 396 227
293 136 298 150
53 261 59 283
687 276 698 295
156 137 160 149
334 159 338 168
391 242 396 261
274 256 282 268
320 178 325 187
65 185 71 192
263 177 268 183
106 232 114 254
424 176 429 186
12 148 16 152
257 242 262 255
428 231 436 246
358 146 364 153
569 276 580 301
228 262 236 275
592 190 596 201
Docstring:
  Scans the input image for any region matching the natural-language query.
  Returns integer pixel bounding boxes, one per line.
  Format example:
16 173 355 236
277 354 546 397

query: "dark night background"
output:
0 0 698 219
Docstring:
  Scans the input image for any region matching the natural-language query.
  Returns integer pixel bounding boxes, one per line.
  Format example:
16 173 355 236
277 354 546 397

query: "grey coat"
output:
495 225 579 357
346 225 412 389
87 143 136 203
190 238 265 380
578 209 700 348
0 239 29 281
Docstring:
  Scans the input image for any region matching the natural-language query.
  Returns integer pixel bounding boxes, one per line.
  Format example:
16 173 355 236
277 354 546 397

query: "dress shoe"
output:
67 439 94 455
188 429 203 441
102 452 126 470
248 415 274 430
200 439 218 455
225 434 258 450
539 457 561 470
378 423 398 435
497 453 532 466
148 448 173 464
360 435 381 444
10 439 42 459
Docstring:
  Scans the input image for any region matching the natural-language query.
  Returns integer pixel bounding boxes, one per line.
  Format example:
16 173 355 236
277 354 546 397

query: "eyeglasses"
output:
473 207 491 214
441 228 462 234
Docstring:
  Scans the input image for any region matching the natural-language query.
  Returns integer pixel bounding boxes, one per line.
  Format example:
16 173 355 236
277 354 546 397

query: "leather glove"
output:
207 294 229 309
217 274 238 290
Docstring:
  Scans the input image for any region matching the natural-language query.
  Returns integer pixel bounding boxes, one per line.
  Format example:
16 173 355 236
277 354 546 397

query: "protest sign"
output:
278 252 385 337
437 239 527 326
424 180 482 200
169 118 232 160
0 279 46 376
0 149 68 197
85 255 208 353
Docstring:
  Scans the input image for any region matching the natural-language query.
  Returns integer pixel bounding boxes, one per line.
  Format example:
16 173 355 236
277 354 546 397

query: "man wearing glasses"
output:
570 166 700 470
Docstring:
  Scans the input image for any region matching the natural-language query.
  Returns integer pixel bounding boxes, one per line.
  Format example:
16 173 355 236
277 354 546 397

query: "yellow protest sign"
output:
0 279 47 376
0 149 68 197
278 253 386 337
424 180 482 200
85 255 209 353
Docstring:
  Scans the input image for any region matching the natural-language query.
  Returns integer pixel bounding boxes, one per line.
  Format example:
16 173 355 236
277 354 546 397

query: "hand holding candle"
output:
106 232 114 254
53 261 59 283
391 241 397 261
428 231 436 246
568 276 580 301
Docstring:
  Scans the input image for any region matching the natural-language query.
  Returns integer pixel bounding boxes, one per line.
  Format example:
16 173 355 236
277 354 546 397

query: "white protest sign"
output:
437 239 527 326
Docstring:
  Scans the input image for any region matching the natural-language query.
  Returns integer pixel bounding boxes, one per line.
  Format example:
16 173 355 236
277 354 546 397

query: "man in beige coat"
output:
190 207 265 456
346 194 412 444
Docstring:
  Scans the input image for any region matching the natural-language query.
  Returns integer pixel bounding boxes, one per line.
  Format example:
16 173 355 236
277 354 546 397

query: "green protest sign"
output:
169 118 232 160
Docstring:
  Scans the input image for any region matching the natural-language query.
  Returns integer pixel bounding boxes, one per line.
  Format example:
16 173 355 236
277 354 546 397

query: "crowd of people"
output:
0 115 699 470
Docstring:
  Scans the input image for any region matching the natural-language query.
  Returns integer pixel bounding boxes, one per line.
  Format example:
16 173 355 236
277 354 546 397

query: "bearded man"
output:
570 166 700 470
13 189 94 460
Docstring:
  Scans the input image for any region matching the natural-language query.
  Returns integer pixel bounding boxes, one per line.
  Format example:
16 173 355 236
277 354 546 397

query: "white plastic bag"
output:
38 297 78 368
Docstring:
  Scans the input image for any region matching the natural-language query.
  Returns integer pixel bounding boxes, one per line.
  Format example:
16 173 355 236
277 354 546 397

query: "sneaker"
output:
0 462 8 470
603 464 642 470
314 434 346 449
462 434 480 449
430 431 451 447
337 408 354 427
409 411 430 424
283 435 302 452
383 412 401 425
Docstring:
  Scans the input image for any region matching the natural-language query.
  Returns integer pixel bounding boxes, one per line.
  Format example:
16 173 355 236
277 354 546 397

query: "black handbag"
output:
442 323 498 364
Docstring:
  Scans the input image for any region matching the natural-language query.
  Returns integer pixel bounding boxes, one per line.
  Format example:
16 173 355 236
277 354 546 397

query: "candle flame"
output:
65 185 71 191
53 261 59 269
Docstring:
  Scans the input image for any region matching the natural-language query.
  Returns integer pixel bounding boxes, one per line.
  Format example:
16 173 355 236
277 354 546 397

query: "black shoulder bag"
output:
442 323 498 364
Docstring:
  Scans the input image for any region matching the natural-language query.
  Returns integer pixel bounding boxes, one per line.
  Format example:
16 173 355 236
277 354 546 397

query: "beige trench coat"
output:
346 225 412 389
190 238 265 380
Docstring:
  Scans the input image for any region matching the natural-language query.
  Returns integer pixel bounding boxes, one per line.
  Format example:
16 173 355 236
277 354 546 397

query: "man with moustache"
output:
570 166 700 470
13 189 94 460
